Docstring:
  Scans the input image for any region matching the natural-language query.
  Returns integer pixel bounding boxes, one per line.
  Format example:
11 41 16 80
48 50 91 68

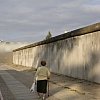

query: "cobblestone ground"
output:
0 64 100 100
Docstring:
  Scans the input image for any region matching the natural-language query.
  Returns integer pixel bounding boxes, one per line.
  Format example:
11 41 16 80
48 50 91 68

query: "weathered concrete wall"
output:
13 23 100 83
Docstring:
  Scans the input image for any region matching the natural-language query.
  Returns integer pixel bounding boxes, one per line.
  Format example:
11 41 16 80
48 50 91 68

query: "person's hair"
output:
41 61 46 66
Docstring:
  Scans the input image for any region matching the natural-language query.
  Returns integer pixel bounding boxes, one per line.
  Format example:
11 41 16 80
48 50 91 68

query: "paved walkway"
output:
0 64 39 100
0 64 100 100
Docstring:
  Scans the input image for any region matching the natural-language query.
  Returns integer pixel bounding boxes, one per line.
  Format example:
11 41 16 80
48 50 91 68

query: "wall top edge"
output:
13 22 100 52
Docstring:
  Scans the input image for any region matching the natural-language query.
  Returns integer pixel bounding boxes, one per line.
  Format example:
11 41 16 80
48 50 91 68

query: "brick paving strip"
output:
0 75 15 100
0 90 3 100
0 68 38 100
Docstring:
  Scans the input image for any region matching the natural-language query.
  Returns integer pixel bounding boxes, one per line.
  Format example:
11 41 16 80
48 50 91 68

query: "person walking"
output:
35 60 50 100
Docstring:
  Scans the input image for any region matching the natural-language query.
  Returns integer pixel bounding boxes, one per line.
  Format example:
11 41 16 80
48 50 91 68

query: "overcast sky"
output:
0 0 100 42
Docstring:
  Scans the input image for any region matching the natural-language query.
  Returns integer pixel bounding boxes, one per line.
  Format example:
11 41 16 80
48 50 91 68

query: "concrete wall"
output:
13 23 100 83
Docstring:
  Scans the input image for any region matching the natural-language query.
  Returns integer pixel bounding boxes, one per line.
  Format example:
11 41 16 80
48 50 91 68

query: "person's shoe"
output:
42 96 45 100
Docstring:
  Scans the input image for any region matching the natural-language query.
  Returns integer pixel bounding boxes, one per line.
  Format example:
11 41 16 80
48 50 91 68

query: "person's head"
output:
41 60 46 66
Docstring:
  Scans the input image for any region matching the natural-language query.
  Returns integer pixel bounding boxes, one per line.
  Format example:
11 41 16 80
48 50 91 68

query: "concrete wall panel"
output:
13 23 100 83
